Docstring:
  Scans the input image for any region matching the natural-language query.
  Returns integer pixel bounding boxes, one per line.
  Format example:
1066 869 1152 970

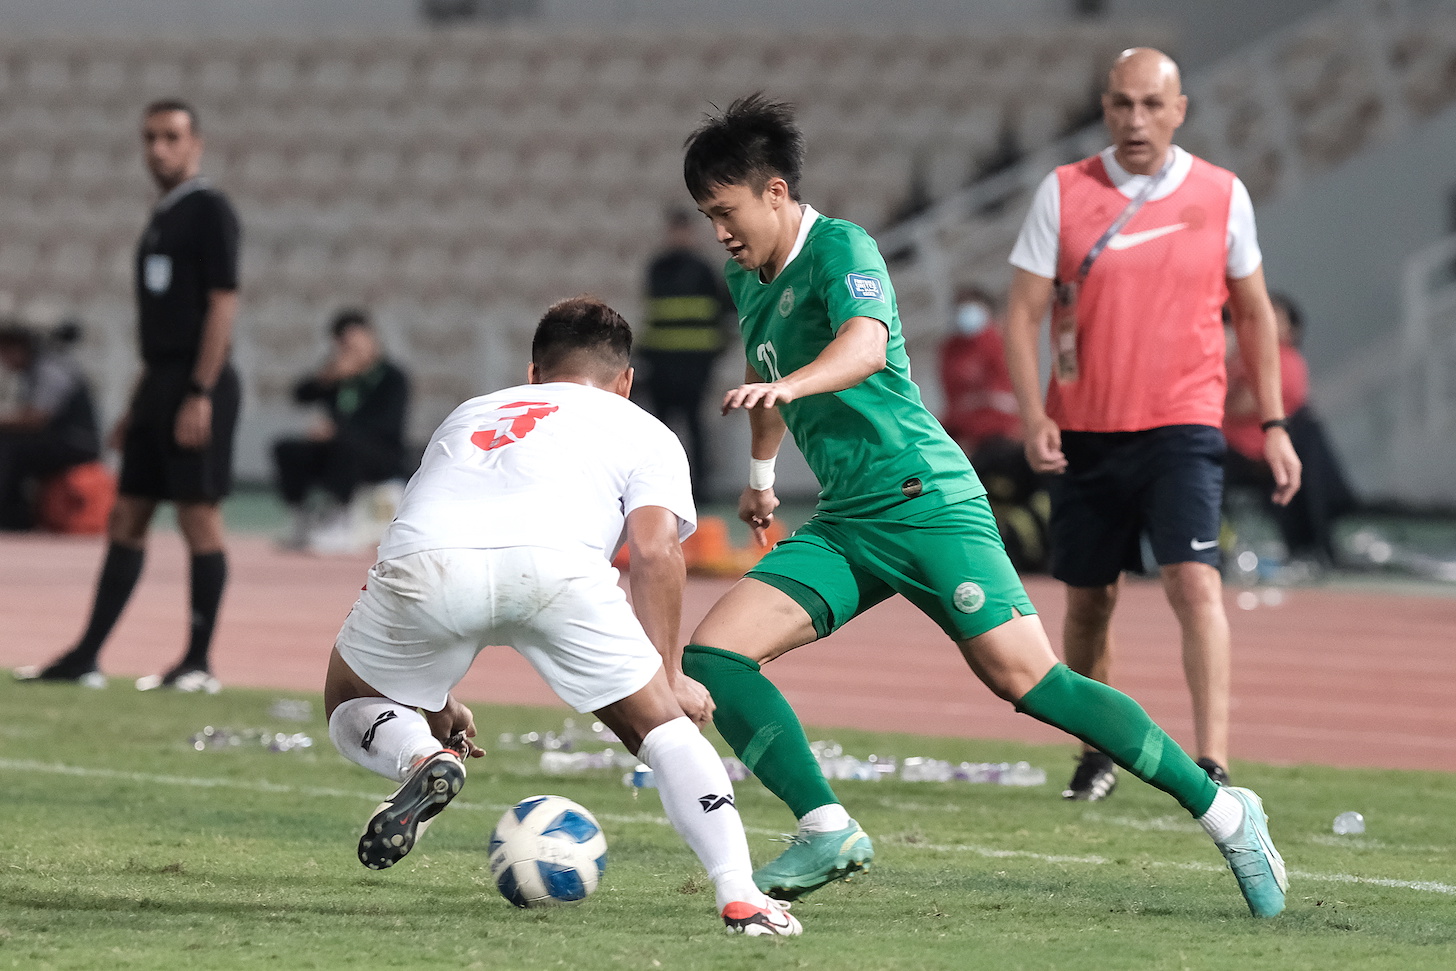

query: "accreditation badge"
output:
144 254 172 295
1052 280 1080 382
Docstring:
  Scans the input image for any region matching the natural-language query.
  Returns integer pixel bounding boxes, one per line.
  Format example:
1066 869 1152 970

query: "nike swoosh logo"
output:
1191 538 1219 551
1106 223 1187 250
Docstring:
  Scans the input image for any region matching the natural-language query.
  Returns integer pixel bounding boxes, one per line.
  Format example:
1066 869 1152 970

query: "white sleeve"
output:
623 424 697 541
1008 170 1061 279
1226 177 1263 280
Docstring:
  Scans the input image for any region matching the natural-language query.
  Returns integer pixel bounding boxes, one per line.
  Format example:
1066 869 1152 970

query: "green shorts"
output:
746 494 1036 642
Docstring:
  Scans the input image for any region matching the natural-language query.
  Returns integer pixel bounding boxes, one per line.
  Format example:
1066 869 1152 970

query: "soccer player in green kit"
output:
678 95 1288 919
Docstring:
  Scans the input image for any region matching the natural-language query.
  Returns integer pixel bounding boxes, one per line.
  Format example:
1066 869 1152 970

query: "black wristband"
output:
1260 418 1287 432
186 379 212 399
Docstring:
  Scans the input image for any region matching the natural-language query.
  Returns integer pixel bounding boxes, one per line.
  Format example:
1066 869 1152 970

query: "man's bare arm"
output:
1227 267 1301 505
721 316 888 413
625 504 712 724
1003 268 1066 473
174 289 238 450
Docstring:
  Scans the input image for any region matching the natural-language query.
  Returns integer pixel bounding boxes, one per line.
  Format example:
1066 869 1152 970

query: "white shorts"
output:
334 547 663 713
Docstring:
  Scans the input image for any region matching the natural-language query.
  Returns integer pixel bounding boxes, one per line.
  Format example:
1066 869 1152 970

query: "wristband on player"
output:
186 379 212 399
748 456 776 491
1260 417 1287 432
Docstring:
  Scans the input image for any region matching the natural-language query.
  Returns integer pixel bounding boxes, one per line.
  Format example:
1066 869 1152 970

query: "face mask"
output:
954 303 991 335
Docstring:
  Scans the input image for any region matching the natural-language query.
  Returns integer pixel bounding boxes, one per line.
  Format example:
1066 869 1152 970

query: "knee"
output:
1067 584 1118 625
1162 564 1223 616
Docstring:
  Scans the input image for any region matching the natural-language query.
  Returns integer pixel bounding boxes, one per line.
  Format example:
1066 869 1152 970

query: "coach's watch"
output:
186 379 213 399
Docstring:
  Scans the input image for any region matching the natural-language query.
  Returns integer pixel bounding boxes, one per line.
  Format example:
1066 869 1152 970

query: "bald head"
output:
1102 47 1187 176
1108 47 1182 95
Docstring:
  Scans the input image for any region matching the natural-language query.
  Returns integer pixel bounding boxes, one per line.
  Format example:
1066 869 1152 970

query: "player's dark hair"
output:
330 307 371 339
532 296 632 380
144 98 201 135
0 319 37 355
683 93 804 202
1269 291 1304 345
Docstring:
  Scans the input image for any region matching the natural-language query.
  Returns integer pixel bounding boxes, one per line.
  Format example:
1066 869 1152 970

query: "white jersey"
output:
378 381 695 563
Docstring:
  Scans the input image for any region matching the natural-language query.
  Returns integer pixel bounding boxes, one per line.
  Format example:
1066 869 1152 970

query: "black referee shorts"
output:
1047 424 1226 587
119 362 241 503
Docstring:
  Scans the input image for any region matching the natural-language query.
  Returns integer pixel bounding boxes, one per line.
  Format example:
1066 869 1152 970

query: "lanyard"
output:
1074 150 1176 281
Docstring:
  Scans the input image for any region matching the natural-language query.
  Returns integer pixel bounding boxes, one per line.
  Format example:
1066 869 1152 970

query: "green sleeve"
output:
813 225 895 330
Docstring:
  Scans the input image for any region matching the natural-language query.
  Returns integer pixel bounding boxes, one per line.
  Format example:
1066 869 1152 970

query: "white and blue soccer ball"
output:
488 795 607 908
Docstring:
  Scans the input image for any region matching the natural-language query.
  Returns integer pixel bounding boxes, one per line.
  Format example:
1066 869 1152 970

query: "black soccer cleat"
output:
1196 758 1231 787
13 650 105 688
358 750 466 870
1062 751 1118 801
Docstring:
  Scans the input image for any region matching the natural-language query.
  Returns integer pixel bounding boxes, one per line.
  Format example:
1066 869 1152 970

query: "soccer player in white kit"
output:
323 297 801 936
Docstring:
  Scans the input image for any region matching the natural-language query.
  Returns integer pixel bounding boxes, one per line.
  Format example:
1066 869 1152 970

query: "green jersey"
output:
725 206 984 517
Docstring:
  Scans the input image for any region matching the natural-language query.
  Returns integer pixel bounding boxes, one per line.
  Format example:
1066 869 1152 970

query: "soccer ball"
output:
488 795 607 908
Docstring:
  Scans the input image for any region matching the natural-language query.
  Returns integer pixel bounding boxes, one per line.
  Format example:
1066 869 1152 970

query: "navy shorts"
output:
118 361 241 503
1047 424 1225 587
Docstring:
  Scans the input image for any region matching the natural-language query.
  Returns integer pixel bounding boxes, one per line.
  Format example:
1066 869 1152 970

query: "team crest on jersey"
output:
952 581 986 614
777 287 795 317
470 401 560 452
845 273 884 301
144 254 172 294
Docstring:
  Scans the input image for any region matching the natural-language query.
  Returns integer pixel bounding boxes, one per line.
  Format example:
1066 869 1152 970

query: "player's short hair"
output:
330 307 371 339
532 296 633 380
1269 291 1304 343
143 98 201 135
683 93 804 202
0 319 36 354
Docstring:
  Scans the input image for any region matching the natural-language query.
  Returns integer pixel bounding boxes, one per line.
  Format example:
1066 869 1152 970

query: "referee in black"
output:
18 99 241 693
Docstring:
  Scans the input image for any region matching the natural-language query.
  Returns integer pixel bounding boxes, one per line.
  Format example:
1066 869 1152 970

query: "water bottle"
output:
1333 811 1365 835
622 764 656 788
1001 761 1048 787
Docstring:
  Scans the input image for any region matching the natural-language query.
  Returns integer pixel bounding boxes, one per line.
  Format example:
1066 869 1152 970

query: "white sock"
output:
329 697 440 783
1197 787 1244 842
637 717 764 911
799 803 851 834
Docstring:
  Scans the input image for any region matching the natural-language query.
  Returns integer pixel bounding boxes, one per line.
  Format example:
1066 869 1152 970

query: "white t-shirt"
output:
1008 146 1263 281
378 381 696 562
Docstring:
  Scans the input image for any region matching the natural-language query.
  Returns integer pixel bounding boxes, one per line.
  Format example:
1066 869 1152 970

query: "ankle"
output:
797 803 851 834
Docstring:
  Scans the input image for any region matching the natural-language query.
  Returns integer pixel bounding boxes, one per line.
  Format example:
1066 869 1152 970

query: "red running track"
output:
3 533 1453 772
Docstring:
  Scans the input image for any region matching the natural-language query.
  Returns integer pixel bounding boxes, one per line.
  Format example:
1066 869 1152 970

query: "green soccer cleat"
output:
1215 786 1288 918
753 819 874 901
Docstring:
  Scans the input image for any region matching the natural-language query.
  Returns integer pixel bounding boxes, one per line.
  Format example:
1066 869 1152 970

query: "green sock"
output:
1017 663 1218 817
682 643 840 819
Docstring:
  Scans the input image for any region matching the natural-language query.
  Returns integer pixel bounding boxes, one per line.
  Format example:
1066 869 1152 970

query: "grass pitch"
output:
3 677 1454 970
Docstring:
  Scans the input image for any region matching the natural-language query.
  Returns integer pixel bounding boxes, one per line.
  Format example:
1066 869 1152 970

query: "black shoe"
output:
1062 751 1117 801
1196 758 1231 786
358 750 466 870
14 650 106 688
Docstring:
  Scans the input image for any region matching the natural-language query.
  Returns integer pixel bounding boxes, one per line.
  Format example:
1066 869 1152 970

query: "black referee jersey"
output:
135 177 240 365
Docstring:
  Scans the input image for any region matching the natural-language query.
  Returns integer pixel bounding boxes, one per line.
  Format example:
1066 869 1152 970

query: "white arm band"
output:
748 456 777 491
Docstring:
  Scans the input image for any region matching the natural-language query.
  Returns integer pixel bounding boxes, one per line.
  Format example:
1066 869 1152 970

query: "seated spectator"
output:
273 309 410 551
1224 293 1355 568
0 321 102 530
938 286 1048 571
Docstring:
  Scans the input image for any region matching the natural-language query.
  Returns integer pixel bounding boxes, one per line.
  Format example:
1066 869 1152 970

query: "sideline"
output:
4 757 1452 897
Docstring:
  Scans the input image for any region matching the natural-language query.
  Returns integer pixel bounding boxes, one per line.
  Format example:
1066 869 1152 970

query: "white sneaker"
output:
722 898 803 936
136 668 221 694
307 506 362 555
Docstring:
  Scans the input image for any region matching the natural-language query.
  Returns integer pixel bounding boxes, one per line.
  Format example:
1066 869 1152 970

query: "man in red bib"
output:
1004 48 1301 799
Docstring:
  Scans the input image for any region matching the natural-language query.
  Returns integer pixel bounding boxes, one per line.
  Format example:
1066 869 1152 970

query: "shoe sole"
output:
357 756 465 870
758 836 874 902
